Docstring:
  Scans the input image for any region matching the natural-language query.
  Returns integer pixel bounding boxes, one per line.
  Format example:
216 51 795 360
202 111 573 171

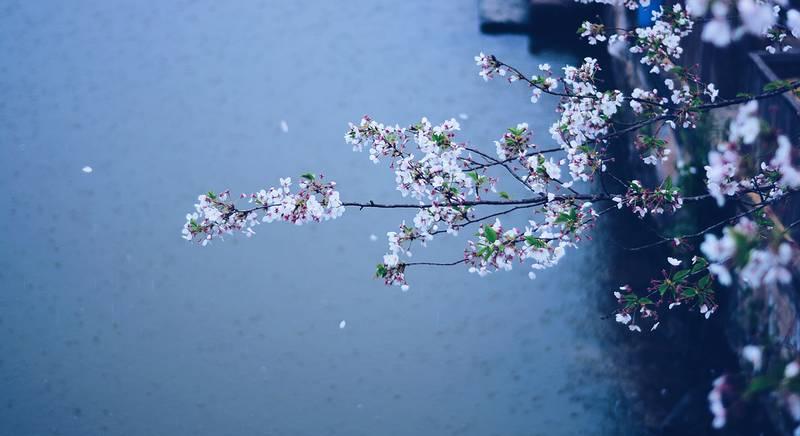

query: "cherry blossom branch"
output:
624 190 799 251
240 194 613 212
690 81 800 111
429 204 538 236
404 259 467 267
185 28 800 383
489 56 671 109
403 203 620 271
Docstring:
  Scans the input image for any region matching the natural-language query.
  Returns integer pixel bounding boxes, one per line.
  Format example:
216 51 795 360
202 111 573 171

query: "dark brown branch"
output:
690 81 800 112
404 259 467 267
341 194 611 209
623 191 797 251
491 57 671 109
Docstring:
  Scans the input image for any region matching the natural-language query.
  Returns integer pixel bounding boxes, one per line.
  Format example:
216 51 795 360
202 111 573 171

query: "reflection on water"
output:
0 1 638 435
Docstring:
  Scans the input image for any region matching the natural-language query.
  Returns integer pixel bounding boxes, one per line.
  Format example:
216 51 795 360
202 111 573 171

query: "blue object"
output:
638 0 664 26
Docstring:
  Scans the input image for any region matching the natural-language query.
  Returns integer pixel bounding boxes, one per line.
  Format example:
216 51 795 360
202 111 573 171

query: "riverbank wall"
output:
603 2 800 434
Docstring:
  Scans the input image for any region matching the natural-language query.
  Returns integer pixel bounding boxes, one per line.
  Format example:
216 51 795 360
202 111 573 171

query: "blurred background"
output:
0 1 638 435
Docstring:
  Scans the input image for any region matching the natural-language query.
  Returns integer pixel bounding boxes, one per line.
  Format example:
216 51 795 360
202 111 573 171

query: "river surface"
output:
0 1 638 435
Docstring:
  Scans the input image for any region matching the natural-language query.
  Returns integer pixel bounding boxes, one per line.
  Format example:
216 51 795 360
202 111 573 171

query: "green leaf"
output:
691 258 708 273
301 173 316 181
206 191 217 200
477 245 493 260
638 297 654 305
431 132 448 146
745 375 780 397
555 212 572 224
682 287 697 297
483 225 498 243
764 79 792 92
658 282 670 296
467 172 486 186
525 236 547 248
499 191 511 200
375 264 387 278
698 274 711 289
673 269 690 282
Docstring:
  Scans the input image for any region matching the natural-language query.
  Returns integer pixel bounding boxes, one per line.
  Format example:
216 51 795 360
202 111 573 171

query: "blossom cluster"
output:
182 174 345 246
548 58 619 182
635 134 672 165
345 116 478 204
704 101 800 206
346 115 496 288
494 123 535 161
629 87 668 114
709 346 800 430
529 63 559 104
707 375 731 429
705 142 742 206
578 21 607 46
581 0 800 54
574 6 721 133
689 0 800 53
345 110 608 290
475 53 622 183
474 52 507 82
627 5 694 74
613 255 717 332
465 200 598 280
612 179 683 217
701 217 795 288
524 154 565 193
377 228 411 290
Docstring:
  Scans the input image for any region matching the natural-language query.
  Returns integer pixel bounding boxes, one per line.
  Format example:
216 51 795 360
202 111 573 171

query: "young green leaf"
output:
483 225 498 243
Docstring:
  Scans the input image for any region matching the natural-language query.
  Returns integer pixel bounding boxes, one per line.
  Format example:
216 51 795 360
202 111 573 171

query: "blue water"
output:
0 1 636 435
